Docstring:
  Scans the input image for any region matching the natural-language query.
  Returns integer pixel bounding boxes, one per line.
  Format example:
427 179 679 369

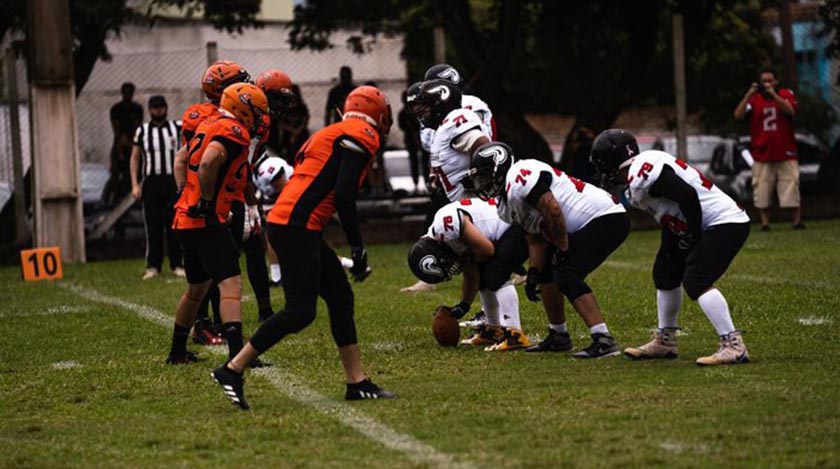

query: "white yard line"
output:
59 282 474 469
603 261 837 290
1 305 90 318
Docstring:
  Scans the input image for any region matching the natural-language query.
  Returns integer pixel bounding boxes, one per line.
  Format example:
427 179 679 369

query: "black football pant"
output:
250 224 357 353
141 175 182 271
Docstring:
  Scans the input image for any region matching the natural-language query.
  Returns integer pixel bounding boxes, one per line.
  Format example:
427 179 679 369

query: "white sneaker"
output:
696 331 749 366
624 328 678 359
172 267 186 278
399 280 436 293
511 273 527 286
142 268 159 280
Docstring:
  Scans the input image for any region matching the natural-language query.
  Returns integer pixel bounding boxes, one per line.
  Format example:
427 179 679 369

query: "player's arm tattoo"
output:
536 192 569 251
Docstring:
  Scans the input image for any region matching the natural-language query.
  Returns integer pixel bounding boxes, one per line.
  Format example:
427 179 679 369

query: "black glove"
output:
187 198 212 219
525 267 542 302
349 246 372 282
551 247 569 267
449 301 471 320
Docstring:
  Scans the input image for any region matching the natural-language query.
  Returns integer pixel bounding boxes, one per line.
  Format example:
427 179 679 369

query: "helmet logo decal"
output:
479 145 508 165
419 255 443 277
436 68 461 83
626 144 635 156
239 93 253 106
426 85 450 102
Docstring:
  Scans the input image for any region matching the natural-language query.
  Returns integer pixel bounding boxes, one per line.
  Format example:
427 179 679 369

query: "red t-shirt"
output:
747 89 798 162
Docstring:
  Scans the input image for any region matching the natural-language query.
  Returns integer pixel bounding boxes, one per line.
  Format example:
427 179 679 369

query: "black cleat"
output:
525 328 574 353
345 379 397 401
165 351 203 365
572 333 620 359
211 364 249 410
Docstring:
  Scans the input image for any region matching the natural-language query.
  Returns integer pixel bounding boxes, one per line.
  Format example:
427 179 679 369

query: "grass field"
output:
1 220 839 468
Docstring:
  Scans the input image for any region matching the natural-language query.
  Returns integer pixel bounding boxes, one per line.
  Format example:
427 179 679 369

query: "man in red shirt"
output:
733 68 804 230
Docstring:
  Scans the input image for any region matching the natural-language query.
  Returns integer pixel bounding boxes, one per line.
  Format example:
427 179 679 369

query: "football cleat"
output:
211 364 249 410
345 378 397 401
696 331 749 366
459 311 487 328
624 328 678 360
460 324 505 347
485 328 531 351
142 268 159 280
192 321 226 346
525 328 574 353
172 267 186 278
572 333 620 359
165 351 202 365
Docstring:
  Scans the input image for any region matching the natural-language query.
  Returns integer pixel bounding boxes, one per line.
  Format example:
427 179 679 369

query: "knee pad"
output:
554 269 591 302
249 308 317 353
682 278 711 301
479 268 510 292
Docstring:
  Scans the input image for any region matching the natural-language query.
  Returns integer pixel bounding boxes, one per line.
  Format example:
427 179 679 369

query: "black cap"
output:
148 95 167 107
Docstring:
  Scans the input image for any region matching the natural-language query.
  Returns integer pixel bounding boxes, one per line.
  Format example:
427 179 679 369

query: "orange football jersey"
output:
267 118 379 231
181 102 221 147
173 115 252 229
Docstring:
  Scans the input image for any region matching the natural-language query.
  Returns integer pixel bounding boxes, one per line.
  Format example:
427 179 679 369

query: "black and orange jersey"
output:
180 102 221 147
173 115 252 230
267 118 379 231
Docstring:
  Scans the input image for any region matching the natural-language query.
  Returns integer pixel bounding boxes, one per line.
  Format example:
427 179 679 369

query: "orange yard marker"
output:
20 247 63 281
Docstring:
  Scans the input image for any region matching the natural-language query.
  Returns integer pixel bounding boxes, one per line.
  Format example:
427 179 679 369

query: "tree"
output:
0 0 261 95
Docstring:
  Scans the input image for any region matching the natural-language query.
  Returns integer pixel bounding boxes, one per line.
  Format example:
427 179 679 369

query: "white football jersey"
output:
430 108 488 202
420 127 436 152
462 94 494 139
625 150 749 234
499 159 625 235
427 198 510 255
253 154 293 197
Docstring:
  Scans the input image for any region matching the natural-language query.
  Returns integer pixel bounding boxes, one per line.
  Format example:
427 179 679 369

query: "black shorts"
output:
653 222 750 299
550 212 630 283
479 225 529 291
176 224 241 284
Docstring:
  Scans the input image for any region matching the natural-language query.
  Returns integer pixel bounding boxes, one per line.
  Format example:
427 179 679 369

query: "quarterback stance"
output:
211 86 396 409
470 142 629 358
167 83 270 364
590 129 751 366
408 196 531 351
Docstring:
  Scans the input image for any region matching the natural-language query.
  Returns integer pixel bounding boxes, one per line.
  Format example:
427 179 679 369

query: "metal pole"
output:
206 41 218 66
5 48 28 245
433 27 446 64
672 13 688 162
779 0 798 91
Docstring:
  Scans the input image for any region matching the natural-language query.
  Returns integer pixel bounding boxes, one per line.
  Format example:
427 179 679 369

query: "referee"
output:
130 95 185 280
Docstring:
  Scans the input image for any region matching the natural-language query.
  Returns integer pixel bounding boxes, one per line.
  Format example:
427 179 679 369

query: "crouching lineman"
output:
470 142 629 358
166 83 270 364
590 129 751 365
211 86 396 409
407 197 534 351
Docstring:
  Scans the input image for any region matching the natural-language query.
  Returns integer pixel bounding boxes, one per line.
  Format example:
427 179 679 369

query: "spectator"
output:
105 82 143 206
278 84 311 162
324 66 356 127
567 126 597 183
398 89 429 193
130 95 184 280
734 68 803 230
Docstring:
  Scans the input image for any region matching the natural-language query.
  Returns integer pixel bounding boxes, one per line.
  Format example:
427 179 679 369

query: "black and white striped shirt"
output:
133 120 181 177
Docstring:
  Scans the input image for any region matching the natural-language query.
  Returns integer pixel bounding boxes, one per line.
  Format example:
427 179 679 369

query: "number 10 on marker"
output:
20 247 63 281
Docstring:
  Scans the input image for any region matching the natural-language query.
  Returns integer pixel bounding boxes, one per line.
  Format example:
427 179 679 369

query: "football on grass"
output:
432 305 460 347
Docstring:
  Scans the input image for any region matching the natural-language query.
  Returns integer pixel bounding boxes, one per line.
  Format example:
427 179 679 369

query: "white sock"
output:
270 264 281 283
478 289 501 327
697 288 735 336
657 287 682 329
590 323 609 335
495 284 521 329
339 256 354 269
549 322 567 333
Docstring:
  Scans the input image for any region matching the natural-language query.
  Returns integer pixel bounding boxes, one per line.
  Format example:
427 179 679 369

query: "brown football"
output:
432 305 460 347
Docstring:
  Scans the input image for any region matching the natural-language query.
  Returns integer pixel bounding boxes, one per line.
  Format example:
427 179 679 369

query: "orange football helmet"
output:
255 69 294 118
202 60 251 101
219 83 269 135
343 85 393 137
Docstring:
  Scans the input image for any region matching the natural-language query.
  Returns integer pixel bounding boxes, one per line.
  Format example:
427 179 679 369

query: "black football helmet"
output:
469 142 515 200
589 129 640 187
424 64 464 89
407 237 463 284
408 79 462 129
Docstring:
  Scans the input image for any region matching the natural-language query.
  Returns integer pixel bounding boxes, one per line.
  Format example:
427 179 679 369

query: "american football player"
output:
590 129 751 366
424 63 495 140
408 197 533 351
470 142 629 358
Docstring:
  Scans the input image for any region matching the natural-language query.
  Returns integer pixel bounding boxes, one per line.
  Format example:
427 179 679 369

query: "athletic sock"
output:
590 323 609 335
223 322 244 359
170 323 191 357
657 287 682 329
478 289 501 327
339 256 354 269
496 284 521 329
697 288 735 336
270 264 282 283
549 322 568 334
